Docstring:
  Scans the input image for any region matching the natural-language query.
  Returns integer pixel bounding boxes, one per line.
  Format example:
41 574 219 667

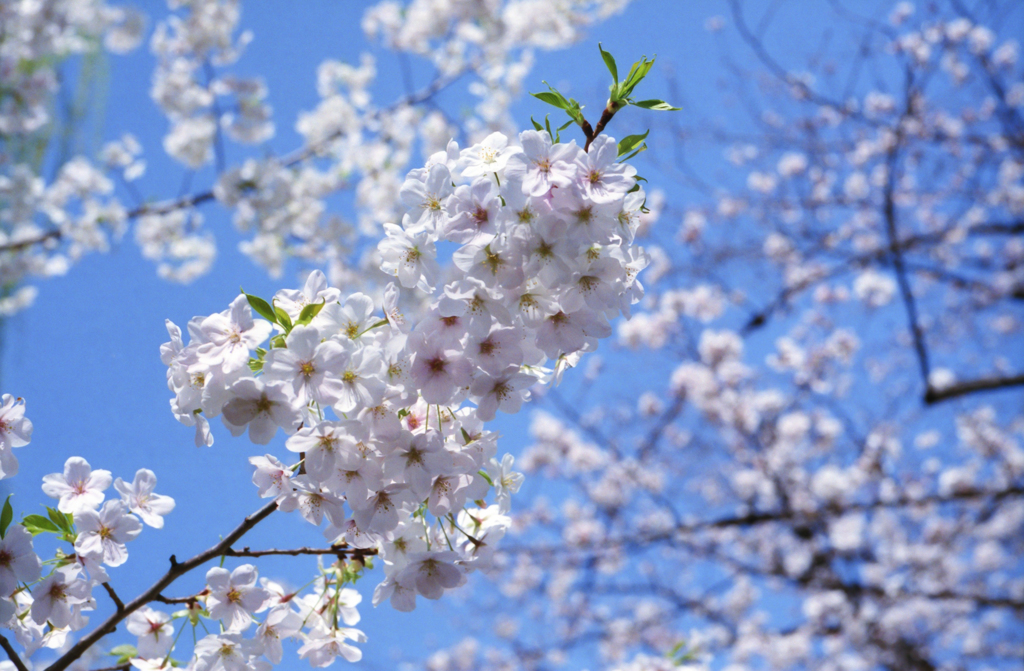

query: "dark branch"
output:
222 545 378 559
101 583 125 612
0 634 30 671
925 373 1024 404
44 500 279 671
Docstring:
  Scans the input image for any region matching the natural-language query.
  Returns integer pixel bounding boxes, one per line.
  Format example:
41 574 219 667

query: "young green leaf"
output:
0 496 12 539
109 645 138 664
46 507 73 533
621 145 648 161
632 99 681 111
598 43 618 83
242 289 276 323
296 299 326 326
22 514 59 535
531 91 567 109
273 305 293 333
530 116 545 132
619 56 655 99
617 130 650 157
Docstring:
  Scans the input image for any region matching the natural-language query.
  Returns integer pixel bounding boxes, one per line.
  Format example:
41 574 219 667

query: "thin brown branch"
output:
44 500 279 671
101 583 125 612
925 373 1024 404
222 545 378 559
582 101 622 152
0 634 30 671
152 592 204 605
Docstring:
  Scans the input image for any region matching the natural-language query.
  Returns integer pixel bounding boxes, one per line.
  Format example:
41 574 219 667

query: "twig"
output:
0 634 30 671
925 373 1024 404
44 500 279 671
101 583 125 612
884 68 932 393
222 545 378 559
582 101 622 152
152 592 203 605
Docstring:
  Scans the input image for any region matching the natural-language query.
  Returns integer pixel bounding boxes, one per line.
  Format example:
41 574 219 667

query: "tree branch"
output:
925 373 1024 404
222 545 378 559
44 500 279 671
0 634 30 671
101 583 125 612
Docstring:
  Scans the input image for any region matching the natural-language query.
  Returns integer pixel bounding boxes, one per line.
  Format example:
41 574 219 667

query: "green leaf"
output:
271 334 287 349
247 358 264 373
460 427 473 444
599 43 618 83
621 145 648 161
530 116 544 132
242 289 276 323
22 514 59 535
478 470 494 486
296 299 326 326
617 130 650 157
623 57 655 88
109 645 138 663
557 119 574 132
45 506 73 532
531 91 568 110
273 306 293 333
632 99 680 111
0 496 12 539
47 507 72 533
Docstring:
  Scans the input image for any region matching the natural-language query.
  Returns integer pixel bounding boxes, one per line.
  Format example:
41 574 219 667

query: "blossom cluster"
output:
159 127 648 664
0 421 175 660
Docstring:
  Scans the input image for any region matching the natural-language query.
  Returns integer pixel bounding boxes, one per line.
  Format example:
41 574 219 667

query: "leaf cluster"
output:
241 288 328 371
529 44 679 157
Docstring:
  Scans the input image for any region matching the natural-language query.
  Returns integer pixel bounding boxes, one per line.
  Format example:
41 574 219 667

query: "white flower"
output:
41 457 112 515
114 469 175 528
30 569 91 627
297 625 366 666
0 525 42 596
74 500 142 567
486 454 524 514
0 395 31 480
126 606 174 658
205 565 269 632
